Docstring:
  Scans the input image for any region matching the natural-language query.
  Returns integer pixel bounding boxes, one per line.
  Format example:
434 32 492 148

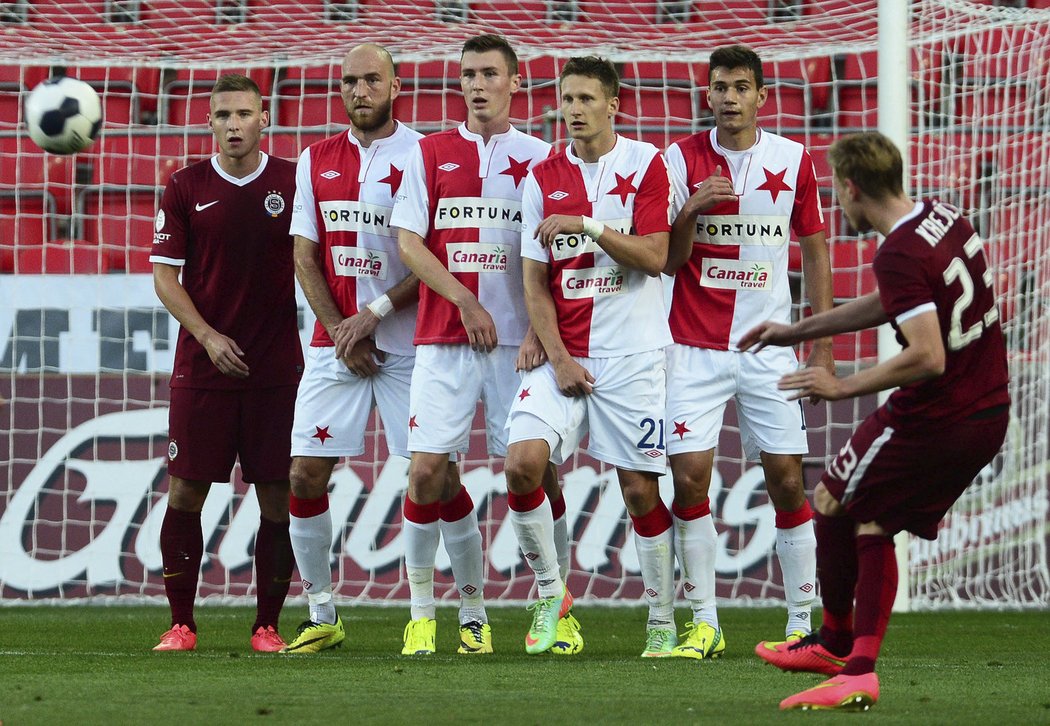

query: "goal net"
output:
0 0 1047 609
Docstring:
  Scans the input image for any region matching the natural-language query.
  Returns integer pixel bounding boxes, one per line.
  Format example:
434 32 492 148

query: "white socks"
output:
635 527 675 628
289 507 337 625
777 520 818 636
403 517 440 621
509 494 562 598
674 512 719 629
440 510 487 625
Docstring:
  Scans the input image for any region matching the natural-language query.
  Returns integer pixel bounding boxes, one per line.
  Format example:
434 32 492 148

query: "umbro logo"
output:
525 552 539 561
438 162 460 172
645 588 658 598
548 190 569 200
644 450 664 458
462 584 477 595
799 583 814 594
320 170 340 179
684 583 695 592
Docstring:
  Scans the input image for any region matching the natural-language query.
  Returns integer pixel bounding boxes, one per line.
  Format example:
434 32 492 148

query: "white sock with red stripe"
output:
672 498 719 629
404 497 441 621
289 493 336 625
508 486 562 598
776 501 817 636
632 501 675 628
440 486 487 625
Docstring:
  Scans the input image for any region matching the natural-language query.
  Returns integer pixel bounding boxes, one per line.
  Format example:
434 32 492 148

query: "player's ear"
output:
509 73 522 94
607 95 619 118
756 83 768 109
260 109 270 130
390 76 402 101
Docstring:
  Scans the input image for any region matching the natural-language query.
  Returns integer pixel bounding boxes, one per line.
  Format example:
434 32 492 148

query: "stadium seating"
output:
74 184 161 272
161 67 275 127
0 190 56 271
16 239 111 274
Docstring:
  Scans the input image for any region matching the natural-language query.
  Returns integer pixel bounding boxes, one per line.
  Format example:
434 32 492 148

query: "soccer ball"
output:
24 76 103 154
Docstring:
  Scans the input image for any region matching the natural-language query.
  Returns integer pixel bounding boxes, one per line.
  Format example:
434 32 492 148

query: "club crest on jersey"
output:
168 440 178 460
700 258 772 290
264 191 286 218
562 266 626 299
154 210 166 232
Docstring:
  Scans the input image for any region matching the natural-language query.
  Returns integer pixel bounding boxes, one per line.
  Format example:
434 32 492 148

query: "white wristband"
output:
366 294 394 320
581 216 604 241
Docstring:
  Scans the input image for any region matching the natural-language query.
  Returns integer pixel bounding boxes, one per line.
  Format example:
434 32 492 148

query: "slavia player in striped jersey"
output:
150 75 301 652
506 56 678 657
741 132 1010 711
663 45 834 659
279 44 430 654
391 34 578 655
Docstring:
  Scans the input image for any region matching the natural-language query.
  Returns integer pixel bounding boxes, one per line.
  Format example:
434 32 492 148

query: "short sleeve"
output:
790 148 825 237
389 143 430 238
149 172 188 266
664 142 690 219
632 151 673 237
520 172 549 263
874 245 934 323
288 146 317 242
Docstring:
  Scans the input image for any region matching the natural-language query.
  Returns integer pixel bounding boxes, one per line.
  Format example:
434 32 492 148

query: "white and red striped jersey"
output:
290 122 423 356
521 135 674 358
666 128 825 350
390 124 551 346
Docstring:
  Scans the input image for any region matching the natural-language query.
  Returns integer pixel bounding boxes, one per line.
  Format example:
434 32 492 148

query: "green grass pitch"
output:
0 606 1047 724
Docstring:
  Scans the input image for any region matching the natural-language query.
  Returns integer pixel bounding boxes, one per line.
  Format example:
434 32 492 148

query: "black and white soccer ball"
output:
24 76 103 154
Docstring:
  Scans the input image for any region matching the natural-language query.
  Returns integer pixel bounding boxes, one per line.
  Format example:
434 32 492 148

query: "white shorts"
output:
291 345 413 459
665 344 808 460
507 349 668 474
408 344 520 457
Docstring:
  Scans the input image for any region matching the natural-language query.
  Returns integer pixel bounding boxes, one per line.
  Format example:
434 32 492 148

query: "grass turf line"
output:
0 606 1047 724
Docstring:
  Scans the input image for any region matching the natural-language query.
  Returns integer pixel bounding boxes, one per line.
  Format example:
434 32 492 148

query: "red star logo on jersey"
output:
408 415 418 431
312 426 333 444
672 421 691 440
518 387 531 401
607 172 638 205
379 164 404 196
500 156 531 188
756 167 793 203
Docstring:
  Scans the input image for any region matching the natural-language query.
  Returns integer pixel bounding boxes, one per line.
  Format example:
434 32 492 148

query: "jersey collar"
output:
210 152 269 186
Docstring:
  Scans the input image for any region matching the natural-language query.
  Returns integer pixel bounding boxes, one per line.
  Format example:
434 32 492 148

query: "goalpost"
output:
0 0 1046 610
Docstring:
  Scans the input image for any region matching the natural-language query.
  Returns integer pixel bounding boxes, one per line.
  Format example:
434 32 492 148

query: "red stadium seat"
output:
91 131 214 187
0 135 79 215
0 191 56 265
16 239 111 274
829 235 878 300
263 130 331 161
272 66 340 128
75 184 161 272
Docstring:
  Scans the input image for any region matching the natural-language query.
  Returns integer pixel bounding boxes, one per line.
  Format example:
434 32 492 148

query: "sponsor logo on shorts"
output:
447 243 509 273
693 214 789 246
168 440 178 460
318 200 393 236
434 197 522 231
700 258 772 291
562 266 626 299
264 191 286 218
331 247 389 280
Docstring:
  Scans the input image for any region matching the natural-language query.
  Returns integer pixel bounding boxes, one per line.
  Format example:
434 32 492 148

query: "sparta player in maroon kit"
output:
150 74 302 652
740 132 1009 711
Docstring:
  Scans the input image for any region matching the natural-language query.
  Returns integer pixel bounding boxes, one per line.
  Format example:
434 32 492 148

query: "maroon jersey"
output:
151 154 303 390
875 200 1009 423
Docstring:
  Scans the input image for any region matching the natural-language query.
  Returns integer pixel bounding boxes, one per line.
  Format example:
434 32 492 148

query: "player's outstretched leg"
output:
779 673 880 711
755 632 845 675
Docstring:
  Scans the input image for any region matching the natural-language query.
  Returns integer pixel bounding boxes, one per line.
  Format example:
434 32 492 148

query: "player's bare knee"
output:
289 457 332 499
813 482 845 517
166 477 210 512
408 454 447 504
669 463 712 506
503 450 544 496
618 474 660 517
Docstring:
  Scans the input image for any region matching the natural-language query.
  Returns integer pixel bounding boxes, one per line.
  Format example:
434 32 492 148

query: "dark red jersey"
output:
875 200 1009 423
151 154 303 390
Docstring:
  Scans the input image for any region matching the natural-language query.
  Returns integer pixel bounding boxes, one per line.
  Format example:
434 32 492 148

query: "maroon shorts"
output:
821 404 1009 539
167 385 297 483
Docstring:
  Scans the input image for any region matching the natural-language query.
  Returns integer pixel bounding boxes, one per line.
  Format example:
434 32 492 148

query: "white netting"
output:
0 0 1047 608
